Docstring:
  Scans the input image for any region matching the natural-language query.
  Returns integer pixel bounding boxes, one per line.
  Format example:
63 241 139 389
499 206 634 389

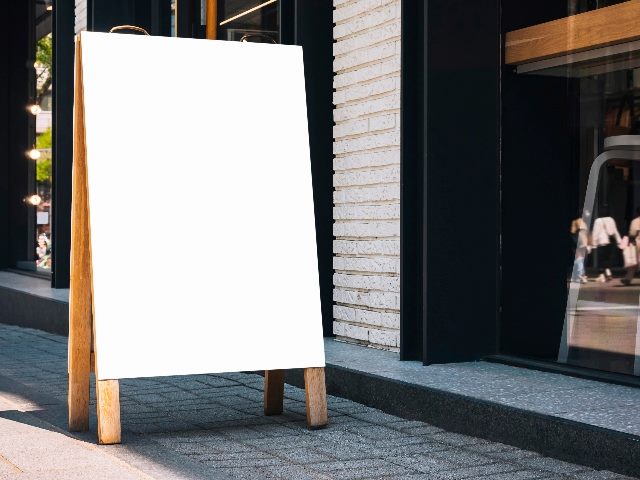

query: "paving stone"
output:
329 464 417 479
124 421 200 434
472 470 553 480
515 456 596 475
127 393 169 403
0 323 633 480
564 471 640 480
349 410 405 424
430 449 506 467
428 432 490 447
376 440 452 457
259 464 330 479
486 449 542 462
199 456 282 468
461 442 522 455
346 424 407 440
270 447 336 464
324 415 362 427
319 459 390 471
432 462 524 479
390 453 469 474
213 467 269 479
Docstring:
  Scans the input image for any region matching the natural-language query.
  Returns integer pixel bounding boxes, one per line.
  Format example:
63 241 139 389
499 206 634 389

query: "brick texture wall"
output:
332 0 401 351
75 0 87 34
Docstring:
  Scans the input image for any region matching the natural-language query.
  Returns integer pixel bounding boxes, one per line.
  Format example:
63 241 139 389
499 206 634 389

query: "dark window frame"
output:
0 0 40 277
51 0 75 288
400 0 501 364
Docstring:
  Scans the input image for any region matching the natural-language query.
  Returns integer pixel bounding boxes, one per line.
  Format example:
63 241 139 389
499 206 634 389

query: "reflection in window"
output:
569 0 630 15
561 71 640 377
33 19 53 272
505 0 640 376
218 0 279 43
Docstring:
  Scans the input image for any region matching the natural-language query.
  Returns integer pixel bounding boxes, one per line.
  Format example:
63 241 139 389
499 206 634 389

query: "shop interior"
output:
502 0 640 377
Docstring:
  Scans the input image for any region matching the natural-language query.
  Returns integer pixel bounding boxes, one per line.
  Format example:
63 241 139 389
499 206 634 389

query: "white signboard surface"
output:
80 32 325 380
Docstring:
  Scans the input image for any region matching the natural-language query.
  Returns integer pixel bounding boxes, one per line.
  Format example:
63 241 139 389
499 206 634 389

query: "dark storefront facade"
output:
402 0 640 385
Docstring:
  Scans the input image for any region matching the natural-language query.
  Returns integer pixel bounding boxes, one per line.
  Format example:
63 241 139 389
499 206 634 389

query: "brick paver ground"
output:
0 324 635 480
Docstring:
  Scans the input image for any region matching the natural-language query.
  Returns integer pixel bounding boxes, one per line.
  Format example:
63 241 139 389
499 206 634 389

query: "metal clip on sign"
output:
109 25 150 36
240 33 277 44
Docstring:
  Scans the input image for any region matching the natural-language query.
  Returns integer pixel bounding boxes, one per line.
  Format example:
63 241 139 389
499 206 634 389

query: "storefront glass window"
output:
503 0 640 376
34 32 52 272
217 0 279 43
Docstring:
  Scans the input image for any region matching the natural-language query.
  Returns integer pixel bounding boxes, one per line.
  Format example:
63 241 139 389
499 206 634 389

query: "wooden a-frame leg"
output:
96 380 121 444
304 367 327 429
70 38 121 445
264 370 285 415
68 37 91 433
67 302 91 431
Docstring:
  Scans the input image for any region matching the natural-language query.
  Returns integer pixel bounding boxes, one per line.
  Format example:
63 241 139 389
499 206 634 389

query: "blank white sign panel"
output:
80 31 325 380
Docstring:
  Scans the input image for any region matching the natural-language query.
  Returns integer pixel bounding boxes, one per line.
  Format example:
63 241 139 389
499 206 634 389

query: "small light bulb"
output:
33 61 38 68
28 104 42 115
27 195 42 206
27 149 41 160
46 4 53 10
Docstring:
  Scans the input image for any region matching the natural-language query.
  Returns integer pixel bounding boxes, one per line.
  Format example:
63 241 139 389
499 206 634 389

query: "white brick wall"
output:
75 0 87 34
333 0 401 352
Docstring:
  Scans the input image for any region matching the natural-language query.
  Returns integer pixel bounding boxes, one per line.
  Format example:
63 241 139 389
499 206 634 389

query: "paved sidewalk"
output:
0 324 636 480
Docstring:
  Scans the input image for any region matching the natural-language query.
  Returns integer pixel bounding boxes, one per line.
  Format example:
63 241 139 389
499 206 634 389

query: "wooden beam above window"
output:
505 0 640 65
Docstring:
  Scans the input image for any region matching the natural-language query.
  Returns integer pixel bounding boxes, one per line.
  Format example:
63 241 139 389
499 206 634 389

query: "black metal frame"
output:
284 1 334 337
0 1 38 274
399 0 426 360
401 0 502 364
487 354 640 389
89 0 171 34
51 0 75 288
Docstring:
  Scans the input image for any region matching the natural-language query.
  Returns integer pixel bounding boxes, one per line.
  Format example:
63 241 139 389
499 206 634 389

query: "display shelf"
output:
506 1 640 76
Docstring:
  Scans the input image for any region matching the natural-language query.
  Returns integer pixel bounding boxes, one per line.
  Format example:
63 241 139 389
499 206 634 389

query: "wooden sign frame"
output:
67 36 327 445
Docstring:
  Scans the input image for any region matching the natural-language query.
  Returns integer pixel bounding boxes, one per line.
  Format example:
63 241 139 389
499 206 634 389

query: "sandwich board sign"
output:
68 31 327 445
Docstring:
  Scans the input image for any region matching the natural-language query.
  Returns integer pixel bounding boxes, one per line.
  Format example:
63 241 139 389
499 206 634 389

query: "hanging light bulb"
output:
28 104 42 115
27 195 42 206
27 148 41 160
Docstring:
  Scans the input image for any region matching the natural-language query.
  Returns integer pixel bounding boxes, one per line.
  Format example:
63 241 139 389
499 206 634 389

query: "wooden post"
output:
304 367 328 429
206 0 217 40
68 36 122 445
96 380 121 444
68 38 92 433
264 369 285 415
91 248 121 444
92 304 121 444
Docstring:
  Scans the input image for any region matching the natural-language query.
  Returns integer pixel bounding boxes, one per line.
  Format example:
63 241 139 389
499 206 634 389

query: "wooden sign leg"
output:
68 302 91 431
69 37 121 445
96 380 121 444
68 37 91 433
264 369 284 415
304 367 327 429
